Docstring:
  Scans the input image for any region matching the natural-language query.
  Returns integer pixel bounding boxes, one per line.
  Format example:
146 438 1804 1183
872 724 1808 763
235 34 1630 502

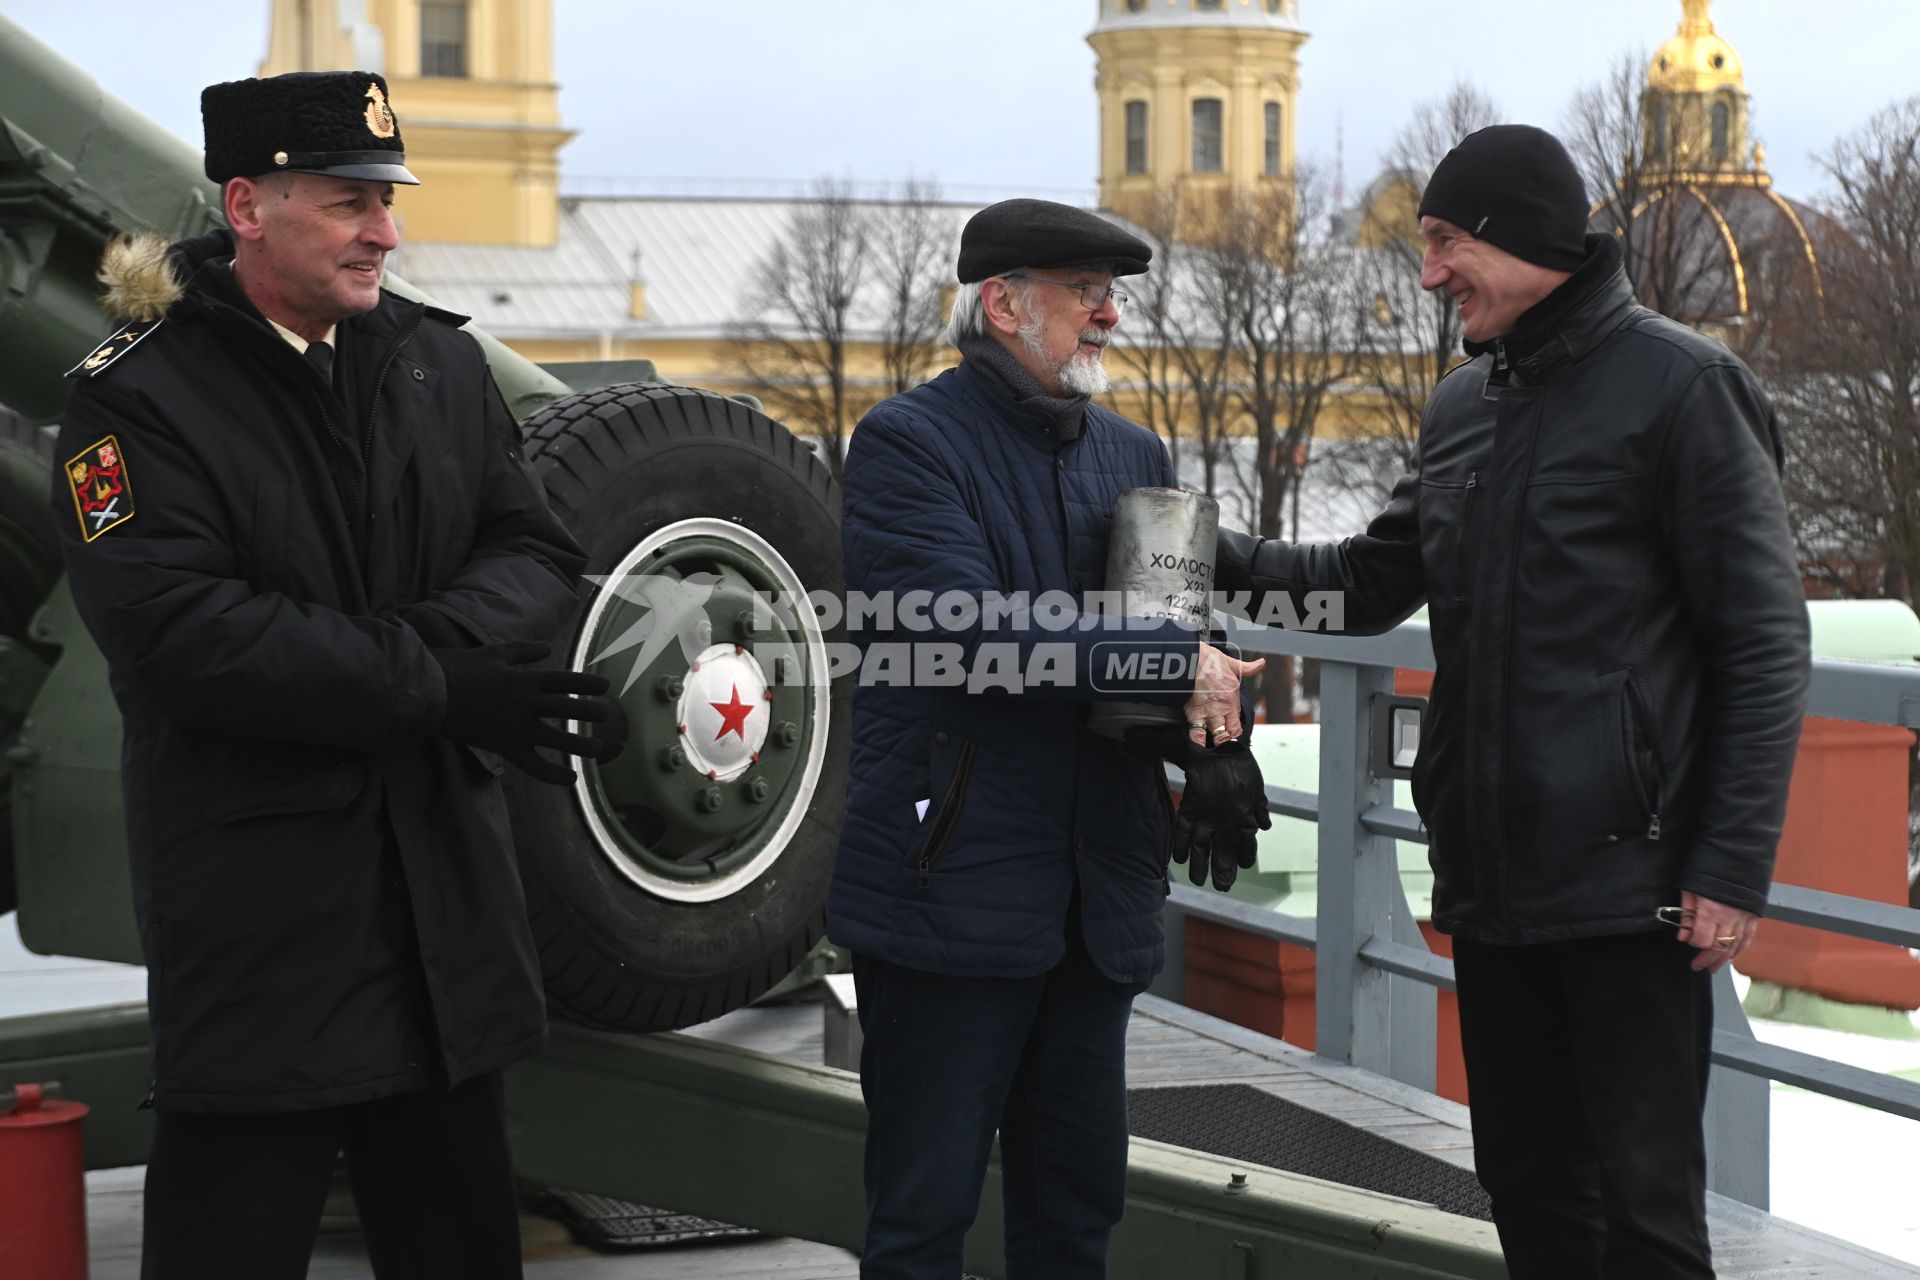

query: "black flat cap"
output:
202 71 419 186
957 198 1152 283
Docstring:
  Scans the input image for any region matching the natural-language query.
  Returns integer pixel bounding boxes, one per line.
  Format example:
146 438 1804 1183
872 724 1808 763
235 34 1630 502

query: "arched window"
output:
1711 102 1730 161
420 1 468 78
1192 99 1223 173
1264 102 1283 176
1196 0 1225 11
1125 102 1149 175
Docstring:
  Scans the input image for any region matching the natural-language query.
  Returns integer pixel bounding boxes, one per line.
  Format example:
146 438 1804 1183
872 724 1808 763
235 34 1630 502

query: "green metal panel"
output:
11 579 137 963
509 1023 1507 1279
1805 599 1920 665
0 1003 152 1170
0 14 224 422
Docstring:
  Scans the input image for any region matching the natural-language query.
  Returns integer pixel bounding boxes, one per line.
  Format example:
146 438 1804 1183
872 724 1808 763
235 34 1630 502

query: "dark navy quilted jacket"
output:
827 359 1198 984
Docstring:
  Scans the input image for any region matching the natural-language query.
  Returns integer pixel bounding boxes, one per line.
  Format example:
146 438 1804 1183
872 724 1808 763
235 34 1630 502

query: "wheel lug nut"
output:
696 787 723 813
774 721 799 748
659 746 686 772
748 777 771 803
733 610 756 641
655 674 685 701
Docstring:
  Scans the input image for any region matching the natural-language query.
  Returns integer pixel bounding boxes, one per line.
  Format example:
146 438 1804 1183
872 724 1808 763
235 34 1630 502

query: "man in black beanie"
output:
55 71 611 1278
1211 123 1810 1278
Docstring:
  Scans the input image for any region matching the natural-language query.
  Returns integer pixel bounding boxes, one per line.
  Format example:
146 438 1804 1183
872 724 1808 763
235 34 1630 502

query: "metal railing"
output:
1154 616 1920 1212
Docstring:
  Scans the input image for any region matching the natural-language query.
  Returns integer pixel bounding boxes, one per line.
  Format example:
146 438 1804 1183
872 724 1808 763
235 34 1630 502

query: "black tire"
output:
504 384 849 1031
0 410 62 917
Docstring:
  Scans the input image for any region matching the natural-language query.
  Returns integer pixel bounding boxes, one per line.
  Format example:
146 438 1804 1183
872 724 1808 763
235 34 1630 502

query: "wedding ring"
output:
1714 934 1738 948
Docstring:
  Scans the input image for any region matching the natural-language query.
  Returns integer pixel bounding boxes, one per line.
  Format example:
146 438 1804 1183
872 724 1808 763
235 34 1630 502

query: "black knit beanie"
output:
1417 125 1588 271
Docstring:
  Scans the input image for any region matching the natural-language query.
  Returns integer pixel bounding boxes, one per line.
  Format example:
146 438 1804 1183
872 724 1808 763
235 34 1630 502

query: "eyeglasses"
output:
1004 273 1129 315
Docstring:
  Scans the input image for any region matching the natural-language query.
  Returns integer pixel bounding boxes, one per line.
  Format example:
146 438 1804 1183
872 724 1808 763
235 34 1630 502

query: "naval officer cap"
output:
956 198 1152 284
201 71 420 187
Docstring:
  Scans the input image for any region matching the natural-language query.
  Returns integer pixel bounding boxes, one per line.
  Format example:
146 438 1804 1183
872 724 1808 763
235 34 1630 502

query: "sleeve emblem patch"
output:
67 435 135 541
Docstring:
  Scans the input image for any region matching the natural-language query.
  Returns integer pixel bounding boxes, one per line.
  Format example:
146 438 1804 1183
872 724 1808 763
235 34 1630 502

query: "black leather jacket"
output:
1217 237 1811 943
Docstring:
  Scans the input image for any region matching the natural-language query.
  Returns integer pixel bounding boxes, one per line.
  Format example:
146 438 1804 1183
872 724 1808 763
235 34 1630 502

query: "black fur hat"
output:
201 71 419 186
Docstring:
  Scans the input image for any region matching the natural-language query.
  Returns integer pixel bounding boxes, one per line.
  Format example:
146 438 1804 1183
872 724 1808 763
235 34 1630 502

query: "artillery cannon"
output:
0 13 848 1032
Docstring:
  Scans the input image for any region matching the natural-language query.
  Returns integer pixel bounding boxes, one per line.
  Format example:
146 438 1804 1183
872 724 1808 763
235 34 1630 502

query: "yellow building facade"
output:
1087 0 1308 233
261 0 572 246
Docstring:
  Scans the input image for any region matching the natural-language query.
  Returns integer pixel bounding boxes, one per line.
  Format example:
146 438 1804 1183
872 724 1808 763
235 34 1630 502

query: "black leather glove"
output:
433 640 612 785
1169 735 1272 891
1128 723 1272 892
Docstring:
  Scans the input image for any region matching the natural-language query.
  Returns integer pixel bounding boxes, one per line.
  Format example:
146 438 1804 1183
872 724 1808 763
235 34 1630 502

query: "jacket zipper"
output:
1621 675 1665 840
917 740 978 887
1452 470 1479 603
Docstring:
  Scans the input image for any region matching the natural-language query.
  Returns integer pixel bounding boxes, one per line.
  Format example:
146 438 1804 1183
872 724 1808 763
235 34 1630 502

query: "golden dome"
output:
1648 0 1745 94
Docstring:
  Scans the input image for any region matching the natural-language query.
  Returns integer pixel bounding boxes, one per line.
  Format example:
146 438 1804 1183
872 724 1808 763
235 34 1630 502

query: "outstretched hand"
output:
1183 643 1265 747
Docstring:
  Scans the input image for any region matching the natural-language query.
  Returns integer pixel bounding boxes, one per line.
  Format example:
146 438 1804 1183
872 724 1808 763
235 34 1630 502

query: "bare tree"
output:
1760 97 1920 612
1213 175 1344 720
871 177 955 395
1158 220 1244 501
1328 82 1501 508
1110 191 1194 476
731 177 870 478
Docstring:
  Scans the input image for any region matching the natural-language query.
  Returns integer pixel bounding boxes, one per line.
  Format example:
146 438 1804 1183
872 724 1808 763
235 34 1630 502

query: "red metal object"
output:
0 1081 90 1280
1738 716 1920 1008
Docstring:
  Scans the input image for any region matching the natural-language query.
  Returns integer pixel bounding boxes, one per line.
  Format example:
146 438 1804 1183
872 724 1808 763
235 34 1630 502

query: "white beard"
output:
1056 351 1112 396
1019 320 1112 396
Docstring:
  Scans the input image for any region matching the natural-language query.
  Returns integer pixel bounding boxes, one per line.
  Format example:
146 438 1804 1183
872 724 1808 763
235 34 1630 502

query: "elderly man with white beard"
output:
828 199 1272 1279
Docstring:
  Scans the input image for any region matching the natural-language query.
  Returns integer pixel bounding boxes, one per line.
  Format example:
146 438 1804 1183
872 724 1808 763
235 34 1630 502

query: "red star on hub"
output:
710 684 754 741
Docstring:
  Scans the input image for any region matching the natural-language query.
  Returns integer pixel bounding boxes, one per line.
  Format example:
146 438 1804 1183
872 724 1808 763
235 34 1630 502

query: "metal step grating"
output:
1127 1082 1494 1221
544 1189 765 1248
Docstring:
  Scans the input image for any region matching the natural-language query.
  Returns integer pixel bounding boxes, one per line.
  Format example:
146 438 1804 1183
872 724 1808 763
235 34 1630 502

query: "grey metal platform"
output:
68 991 1920 1278
686 994 1920 1280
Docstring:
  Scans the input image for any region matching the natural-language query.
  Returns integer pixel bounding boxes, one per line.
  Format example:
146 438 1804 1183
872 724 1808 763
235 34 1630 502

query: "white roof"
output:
1089 0 1305 36
393 196 989 341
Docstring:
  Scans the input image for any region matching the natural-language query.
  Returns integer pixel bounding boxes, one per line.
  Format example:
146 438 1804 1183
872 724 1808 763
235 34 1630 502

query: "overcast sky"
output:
5 1 1913 211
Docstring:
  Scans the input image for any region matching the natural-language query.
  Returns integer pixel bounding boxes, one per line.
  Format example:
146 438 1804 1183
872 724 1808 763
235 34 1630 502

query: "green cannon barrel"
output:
0 12 572 423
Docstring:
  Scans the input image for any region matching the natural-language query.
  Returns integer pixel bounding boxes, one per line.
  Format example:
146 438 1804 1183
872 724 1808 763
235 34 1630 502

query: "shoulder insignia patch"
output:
66 318 164 379
66 436 136 541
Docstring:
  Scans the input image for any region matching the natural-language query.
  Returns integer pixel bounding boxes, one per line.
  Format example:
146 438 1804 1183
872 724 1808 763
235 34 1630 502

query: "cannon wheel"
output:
0 413 64 916
505 384 849 1031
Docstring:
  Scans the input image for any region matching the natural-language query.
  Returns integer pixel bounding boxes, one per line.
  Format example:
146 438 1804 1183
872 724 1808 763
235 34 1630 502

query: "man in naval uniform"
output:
54 71 609 1279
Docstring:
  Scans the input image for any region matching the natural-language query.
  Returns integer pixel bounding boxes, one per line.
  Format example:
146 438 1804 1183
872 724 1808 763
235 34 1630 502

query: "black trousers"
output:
853 918 1146 1280
140 1071 521 1280
1453 931 1716 1280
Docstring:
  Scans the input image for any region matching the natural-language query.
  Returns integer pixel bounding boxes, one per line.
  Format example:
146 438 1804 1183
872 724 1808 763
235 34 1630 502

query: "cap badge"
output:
364 82 396 140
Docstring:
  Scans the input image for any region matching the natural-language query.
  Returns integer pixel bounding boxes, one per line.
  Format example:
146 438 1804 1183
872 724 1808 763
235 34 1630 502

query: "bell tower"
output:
1643 0 1762 181
260 0 574 245
1087 0 1309 231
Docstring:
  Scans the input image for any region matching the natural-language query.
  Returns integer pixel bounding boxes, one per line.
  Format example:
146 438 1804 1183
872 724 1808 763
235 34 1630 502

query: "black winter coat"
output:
1217 237 1811 943
53 233 586 1112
